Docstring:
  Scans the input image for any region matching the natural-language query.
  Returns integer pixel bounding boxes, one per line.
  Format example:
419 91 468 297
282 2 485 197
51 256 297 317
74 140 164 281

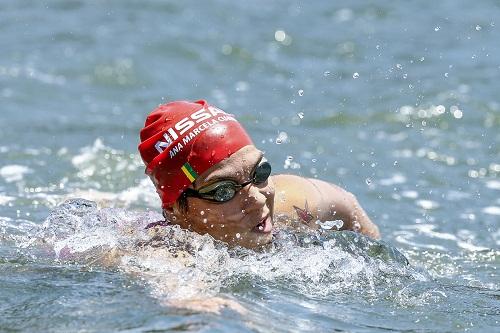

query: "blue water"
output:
1 1 499 332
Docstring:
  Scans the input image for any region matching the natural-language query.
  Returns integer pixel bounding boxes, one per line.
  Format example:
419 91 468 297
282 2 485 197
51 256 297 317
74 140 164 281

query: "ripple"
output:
0 165 32 183
485 180 500 190
379 173 407 186
0 194 15 205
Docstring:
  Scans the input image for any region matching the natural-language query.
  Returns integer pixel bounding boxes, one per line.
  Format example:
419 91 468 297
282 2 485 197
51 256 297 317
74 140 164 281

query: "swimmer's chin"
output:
227 219 274 249
169 217 274 249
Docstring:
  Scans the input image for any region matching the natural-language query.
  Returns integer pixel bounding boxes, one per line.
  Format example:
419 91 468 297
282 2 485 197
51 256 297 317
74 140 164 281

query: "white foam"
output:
71 138 106 167
416 200 439 210
70 139 142 183
401 190 419 199
393 230 448 251
0 194 15 205
379 173 407 186
34 199 417 307
69 178 158 208
53 229 119 257
0 165 32 182
485 180 500 190
457 241 489 252
482 206 500 216
411 224 457 241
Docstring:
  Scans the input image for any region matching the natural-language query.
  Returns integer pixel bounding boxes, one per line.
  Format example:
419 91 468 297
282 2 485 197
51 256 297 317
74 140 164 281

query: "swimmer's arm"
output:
168 297 246 314
311 179 380 239
272 175 380 239
93 244 246 314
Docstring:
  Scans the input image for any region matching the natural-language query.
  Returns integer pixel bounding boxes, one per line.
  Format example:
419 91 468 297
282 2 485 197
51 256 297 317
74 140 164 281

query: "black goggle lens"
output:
253 161 271 184
213 185 236 202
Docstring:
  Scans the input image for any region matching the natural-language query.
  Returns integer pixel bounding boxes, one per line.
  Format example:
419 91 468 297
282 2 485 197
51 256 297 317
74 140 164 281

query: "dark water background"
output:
1 1 499 332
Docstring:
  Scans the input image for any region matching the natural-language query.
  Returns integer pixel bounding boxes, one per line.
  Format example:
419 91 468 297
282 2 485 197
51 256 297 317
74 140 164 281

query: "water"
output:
1 0 499 331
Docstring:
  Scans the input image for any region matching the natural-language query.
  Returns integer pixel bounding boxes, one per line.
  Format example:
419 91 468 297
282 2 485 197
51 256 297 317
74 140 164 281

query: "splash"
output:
23 199 428 310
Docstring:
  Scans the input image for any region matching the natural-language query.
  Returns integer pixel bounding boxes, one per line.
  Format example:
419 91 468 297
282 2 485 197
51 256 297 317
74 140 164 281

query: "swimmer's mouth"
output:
252 215 272 234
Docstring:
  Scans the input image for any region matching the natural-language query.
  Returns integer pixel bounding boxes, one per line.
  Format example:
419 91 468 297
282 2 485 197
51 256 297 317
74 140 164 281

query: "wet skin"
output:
164 145 380 248
165 146 275 248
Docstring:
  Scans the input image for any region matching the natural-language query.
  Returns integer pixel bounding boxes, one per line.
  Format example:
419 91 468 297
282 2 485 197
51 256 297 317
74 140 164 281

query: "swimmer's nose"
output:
241 184 268 211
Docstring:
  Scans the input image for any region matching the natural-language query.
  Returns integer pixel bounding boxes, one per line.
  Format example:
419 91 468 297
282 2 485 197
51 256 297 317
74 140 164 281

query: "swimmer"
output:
138 100 380 249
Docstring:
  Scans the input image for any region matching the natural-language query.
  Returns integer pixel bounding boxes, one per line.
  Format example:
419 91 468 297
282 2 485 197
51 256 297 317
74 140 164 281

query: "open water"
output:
1 1 499 332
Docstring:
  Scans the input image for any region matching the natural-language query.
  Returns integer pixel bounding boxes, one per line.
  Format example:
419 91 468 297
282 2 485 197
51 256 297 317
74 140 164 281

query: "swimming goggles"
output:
183 161 272 203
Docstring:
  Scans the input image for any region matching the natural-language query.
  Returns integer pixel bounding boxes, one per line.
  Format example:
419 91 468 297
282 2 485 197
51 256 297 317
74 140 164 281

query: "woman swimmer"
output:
138 100 380 249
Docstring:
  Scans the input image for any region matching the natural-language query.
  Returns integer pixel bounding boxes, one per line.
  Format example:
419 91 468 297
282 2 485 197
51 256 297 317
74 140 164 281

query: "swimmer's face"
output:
168 145 275 248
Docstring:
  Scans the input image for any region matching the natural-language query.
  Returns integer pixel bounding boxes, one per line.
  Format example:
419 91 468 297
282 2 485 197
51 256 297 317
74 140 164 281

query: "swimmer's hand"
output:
167 297 246 315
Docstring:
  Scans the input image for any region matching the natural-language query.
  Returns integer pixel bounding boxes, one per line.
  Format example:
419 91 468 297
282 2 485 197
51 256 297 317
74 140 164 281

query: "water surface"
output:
1 1 499 332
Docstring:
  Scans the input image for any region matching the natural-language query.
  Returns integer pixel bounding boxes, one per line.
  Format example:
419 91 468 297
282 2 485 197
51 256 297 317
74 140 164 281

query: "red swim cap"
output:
138 100 253 208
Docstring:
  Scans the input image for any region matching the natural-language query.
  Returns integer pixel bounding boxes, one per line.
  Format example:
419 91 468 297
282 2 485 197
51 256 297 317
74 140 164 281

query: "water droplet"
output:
318 219 344 230
274 30 286 42
221 44 232 55
241 209 246 214
444 72 449 77
258 225 264 231
298 89 304 96
353 221 361 232
200 210 205 215
297 112 304 119
353 72 359 79
275 131 288 144
453 109 463 119
323 70 331 77
394 160 398 166
203 218 208 223
434 26 441 31
235 233 241 239
365 178 372 185
476 25 482 31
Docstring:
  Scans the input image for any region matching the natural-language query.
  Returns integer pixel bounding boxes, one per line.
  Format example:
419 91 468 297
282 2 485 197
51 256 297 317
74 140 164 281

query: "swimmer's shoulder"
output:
271 174 325 226
271 174 381 239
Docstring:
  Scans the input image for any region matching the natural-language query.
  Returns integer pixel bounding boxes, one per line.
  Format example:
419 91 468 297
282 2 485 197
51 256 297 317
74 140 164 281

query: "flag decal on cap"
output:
181 162 198 182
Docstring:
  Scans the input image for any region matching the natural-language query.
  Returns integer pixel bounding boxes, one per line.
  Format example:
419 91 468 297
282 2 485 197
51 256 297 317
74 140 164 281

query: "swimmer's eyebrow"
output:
196 152 263 188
